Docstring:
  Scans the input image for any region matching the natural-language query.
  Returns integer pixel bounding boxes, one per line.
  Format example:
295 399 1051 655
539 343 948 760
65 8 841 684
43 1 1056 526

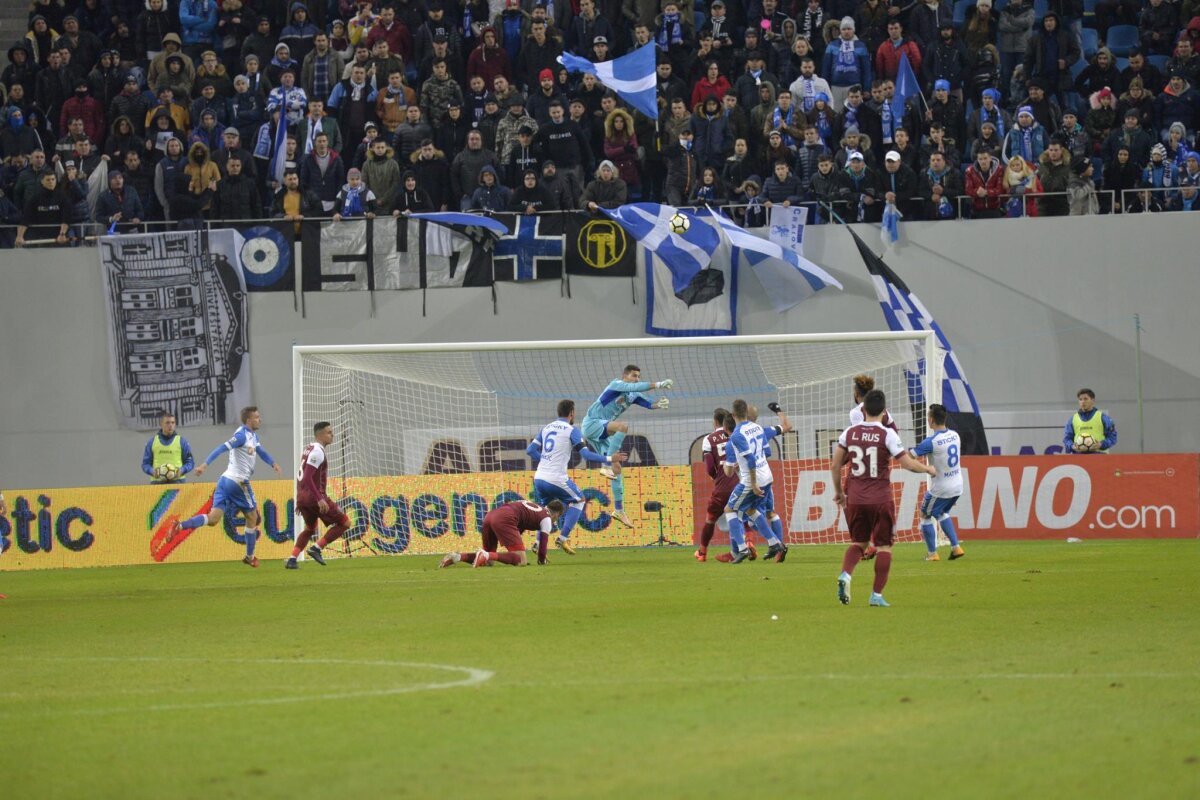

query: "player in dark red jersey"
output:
440 499 565 568
831 389 935 606
286 422 352 569
697 408 734 562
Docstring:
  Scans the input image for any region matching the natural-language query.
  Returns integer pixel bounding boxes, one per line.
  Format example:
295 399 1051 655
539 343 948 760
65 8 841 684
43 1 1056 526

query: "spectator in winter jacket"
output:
663 127 699 206
967 88 1012 143
762 159 805 206
1022 12 1080 104
361 137 400 214
879 149 920 219
923 22 968 98
228 76 265 133
1085 87 1119 152
1004 106 1049 164
692 95 732 173
121 149 158 219
535 101 592 196
508 168 555 214
919 151 962 219
1067 157 1099 214
16 170 69 246
109 74 151 136
1139 0 1178 56
279 2 319 66
95 170 144 231
1074 48 1121 100
540 159 575 209
299 132 346 213
467 164 510 212
1153 72 1200 140
392 169 433 215
271 169 322 229
1036 137 1072 216
822 18 873 110
332 168 377 220
409 138 451 210
909 0 952 54
393 106 433 165
137 1 177 66
178 0 218 63
1002 153 1042 215
581 160 627 212
449 129 497 210
874 20 922 83
213 154 259 220
419 59 464 130
295 99 343 156
1103 108 1154 168
188 108 224 152
1057 111 1089 160
214 127 256 181
964 148 1005 217
840 150 882 221
997 0 1034 100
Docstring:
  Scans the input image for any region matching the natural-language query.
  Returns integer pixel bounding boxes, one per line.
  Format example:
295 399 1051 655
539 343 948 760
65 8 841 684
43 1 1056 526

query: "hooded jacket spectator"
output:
95 170 145 226
580 160 628 209
1036 146 1072 216
212 161 259 219
1022 12 1080 93
393 170 434 214
466 27 512 89
1 107 40 160
4 42 38 97
279 3 319 65
109 77 152 136
183 140 220 208
409 144 451 209
692 96 732 173
467 164 511 212
449 138 498 207
105 115 140 163
135 0 176 62
361 143 401 213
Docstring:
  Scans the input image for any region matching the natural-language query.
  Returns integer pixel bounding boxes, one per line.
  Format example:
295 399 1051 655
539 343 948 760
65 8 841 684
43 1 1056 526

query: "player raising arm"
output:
831 389 936 607
697 408 734 562
912 404 966 562
287 422 352 569
171 406 283 568
722 399 793 564
580 364 672 529
527 399 627 560
440 499 565 568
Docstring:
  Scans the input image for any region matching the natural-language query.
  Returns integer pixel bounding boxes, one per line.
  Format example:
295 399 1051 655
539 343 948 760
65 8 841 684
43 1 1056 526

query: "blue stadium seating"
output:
1032 0 1049 20
1147 54 1169 72
1081 28 1099 59
695 12 705 31
1105 25 1140 57
1115 57 1130 72
953 0 973 28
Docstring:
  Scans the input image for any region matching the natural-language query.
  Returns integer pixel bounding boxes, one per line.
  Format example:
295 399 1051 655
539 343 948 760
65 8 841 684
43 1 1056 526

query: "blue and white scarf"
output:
657 12 683 50
772 106 796 146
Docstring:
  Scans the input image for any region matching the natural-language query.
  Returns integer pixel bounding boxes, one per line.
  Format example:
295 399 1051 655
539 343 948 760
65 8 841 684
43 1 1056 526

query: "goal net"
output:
294 333 943 557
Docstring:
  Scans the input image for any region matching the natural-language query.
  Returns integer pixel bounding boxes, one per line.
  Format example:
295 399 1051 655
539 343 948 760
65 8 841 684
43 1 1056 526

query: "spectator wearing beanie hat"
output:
1153 70 1200 141
822 17 872 110
1102 107 1153 168
581 159 628 212
1067 156 1099 215
1003 105 1048 163
1167 174 1200 211
1142 142 1178 201
1084 87 1118 153
333 167 377 220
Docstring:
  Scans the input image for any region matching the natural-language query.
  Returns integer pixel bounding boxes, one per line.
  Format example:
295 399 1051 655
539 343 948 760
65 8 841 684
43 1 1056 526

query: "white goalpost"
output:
293 332 943 557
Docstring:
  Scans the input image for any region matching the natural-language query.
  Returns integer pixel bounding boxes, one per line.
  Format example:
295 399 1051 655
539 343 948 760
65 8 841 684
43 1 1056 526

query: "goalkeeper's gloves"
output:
653 397 670 410
657 378 674 390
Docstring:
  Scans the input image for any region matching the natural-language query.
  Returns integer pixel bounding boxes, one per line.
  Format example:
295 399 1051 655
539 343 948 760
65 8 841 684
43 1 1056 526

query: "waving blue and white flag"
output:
847 227 988 454
600 203 731 336
707 207 842 313
559 43 659 120
268 117 288 186
881 201 901 247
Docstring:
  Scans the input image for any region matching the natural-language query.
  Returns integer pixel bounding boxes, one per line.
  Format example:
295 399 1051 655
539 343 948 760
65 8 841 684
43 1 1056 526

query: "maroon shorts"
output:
481 520 526 552
706 486 735 519
845 502 896 547
298 501 347 528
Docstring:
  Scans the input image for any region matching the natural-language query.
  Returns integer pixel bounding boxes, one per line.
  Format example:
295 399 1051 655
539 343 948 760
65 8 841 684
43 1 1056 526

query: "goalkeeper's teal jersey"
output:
585 380 654 423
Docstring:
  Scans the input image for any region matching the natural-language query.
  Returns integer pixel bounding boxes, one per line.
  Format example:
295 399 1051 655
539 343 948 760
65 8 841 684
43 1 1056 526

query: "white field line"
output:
0 656 493 717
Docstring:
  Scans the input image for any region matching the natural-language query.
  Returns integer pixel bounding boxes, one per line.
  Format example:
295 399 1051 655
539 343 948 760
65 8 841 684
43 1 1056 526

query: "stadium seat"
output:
953 0 973 28
1081 28 1099 59
1082 0 1098 27
694 11 705 31
992 0 1007 10
1032 0 1049 20
1106 25 1139 57
1147 54 1169 72
1115 57 1129 72
1070 59 1088 81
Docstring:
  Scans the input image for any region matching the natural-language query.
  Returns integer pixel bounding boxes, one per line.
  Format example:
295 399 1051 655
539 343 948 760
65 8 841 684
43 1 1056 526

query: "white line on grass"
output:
0 656 493 717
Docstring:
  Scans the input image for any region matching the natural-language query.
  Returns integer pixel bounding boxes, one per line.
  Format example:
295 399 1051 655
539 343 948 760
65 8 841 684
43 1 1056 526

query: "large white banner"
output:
98 229 251 430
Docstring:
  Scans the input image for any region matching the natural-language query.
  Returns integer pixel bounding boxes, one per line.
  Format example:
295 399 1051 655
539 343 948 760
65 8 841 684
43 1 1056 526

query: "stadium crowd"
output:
2 0 1199 244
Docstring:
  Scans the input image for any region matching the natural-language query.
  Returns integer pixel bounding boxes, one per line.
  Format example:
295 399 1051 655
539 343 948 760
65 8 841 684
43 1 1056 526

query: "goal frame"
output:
292 330 943 501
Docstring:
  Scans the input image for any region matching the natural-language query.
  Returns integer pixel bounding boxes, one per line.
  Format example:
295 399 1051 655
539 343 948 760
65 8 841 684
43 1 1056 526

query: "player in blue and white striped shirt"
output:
723 399 793 564
527 399 626 561
171 406 283 567
911 404 966 561
580 365 672 528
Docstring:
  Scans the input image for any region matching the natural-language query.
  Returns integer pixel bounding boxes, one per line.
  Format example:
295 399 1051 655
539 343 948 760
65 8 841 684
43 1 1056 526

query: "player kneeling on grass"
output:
172 407 282 567
287 421 351 569
527 399 627 560
911 404 965 562
722 399 793 564
831 390 936 606
440 500 564 568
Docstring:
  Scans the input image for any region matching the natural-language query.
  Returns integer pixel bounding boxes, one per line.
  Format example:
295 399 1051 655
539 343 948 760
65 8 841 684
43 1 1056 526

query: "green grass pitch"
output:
2 540 1197 799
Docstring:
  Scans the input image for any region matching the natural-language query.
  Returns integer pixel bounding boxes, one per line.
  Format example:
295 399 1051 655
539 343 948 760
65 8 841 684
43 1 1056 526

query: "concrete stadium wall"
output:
0 213 1197 488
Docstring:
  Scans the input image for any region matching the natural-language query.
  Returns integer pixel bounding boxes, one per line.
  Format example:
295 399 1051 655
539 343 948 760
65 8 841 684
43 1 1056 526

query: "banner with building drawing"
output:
98 230 251 430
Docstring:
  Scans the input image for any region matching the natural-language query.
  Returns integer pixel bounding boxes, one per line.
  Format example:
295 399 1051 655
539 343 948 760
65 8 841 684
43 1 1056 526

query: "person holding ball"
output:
1063 388 1117 454
142 413 195 483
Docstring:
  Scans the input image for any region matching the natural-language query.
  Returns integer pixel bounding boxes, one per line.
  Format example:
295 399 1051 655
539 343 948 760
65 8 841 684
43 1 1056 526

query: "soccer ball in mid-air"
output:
668 212 690 235
1074 434 1098 453
155 464 180 481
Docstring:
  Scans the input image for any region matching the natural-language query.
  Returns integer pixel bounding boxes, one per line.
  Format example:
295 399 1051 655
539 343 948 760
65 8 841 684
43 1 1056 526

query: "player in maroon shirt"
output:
830 390 935 606
286 422 352 569
440 499 565 568
698 410 761 563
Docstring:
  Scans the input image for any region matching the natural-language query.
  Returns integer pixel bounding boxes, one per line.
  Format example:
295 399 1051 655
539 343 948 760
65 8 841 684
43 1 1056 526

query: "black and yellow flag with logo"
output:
565 212 637 277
